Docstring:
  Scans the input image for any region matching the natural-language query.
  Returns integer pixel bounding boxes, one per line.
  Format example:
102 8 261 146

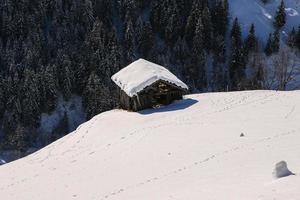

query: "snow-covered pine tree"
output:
165 0 181 45
124 18 136 63
21 69 41 127
185 0 203 45
39 65 58 113
83 72 113 119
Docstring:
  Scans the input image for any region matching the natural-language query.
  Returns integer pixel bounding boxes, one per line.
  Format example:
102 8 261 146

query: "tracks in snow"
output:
96 128 300 200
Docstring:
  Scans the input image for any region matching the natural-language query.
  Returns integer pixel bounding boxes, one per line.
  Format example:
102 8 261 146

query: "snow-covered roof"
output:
111 59 189 97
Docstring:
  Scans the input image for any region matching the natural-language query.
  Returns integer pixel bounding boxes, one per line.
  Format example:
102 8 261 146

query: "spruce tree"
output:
202 6 213 51
190 17 206 90
39 65 58 113
165 0 181 45
272 30 280 53
7 124 29 152
212 0 229 37
273 0 286 30
265 33 273 56
21 69 41 127
83 72 113 119
0 78 6 117
57 55 74 100
124 18 136 62
212 35 226 91
185 0 202 44
244 24 258 57
287 27 296 48
229 18 245 90
173 37 190 64
137 22 155 59
265 31 280 55
296 26 300 51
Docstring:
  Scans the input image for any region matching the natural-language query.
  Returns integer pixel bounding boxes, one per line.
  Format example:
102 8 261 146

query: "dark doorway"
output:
154 93 168 105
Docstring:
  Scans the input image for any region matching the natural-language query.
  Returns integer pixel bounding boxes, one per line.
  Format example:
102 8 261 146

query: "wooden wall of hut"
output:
118 80 188 112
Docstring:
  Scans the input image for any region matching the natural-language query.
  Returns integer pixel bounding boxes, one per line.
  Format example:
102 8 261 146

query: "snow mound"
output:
273 161 295 178
285 8 299 16
111 59 188 97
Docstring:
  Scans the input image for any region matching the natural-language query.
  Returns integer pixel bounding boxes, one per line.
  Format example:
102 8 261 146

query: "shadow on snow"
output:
139 98 198 115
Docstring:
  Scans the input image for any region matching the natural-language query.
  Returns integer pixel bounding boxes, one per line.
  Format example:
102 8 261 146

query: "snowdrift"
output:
0 90 300 200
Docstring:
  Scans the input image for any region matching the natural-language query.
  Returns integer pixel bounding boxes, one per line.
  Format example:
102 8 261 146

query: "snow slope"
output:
229 0 300 40
0 90 300 200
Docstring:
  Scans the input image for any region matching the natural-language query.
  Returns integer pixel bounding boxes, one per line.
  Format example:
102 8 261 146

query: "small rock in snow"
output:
273 161 295 178
240 133 245 137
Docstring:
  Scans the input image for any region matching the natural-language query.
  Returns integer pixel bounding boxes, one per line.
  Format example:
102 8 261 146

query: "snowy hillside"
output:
229 0 300 40
0 90 300 200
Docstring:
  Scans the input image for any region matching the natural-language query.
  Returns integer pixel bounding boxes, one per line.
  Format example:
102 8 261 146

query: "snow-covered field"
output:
229 0 300 40
0 90 300 200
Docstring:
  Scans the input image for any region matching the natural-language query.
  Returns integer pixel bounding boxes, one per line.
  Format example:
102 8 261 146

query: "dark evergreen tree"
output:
272 30 280 54
212 0 229 37
273 0 286 30
39 65 58 113
265 33 274 56
137 22 155 60
185 0 203 44
6 124 29 152
202 6 213 51
296 26 300 51
265 31 280 56
124 19 136 62
229 18 245 90
21 69 41 127
83 72 113 119
212 34 226 91
165 0 181 45
57 55 74 100
287 27 296 48
244 24 258 57
189 18 207 90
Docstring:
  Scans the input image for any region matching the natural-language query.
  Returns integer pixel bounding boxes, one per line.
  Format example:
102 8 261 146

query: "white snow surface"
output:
111 59 188 97
1 90 300 200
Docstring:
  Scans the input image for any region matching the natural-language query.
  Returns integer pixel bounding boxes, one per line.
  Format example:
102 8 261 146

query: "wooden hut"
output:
111 59 189 111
